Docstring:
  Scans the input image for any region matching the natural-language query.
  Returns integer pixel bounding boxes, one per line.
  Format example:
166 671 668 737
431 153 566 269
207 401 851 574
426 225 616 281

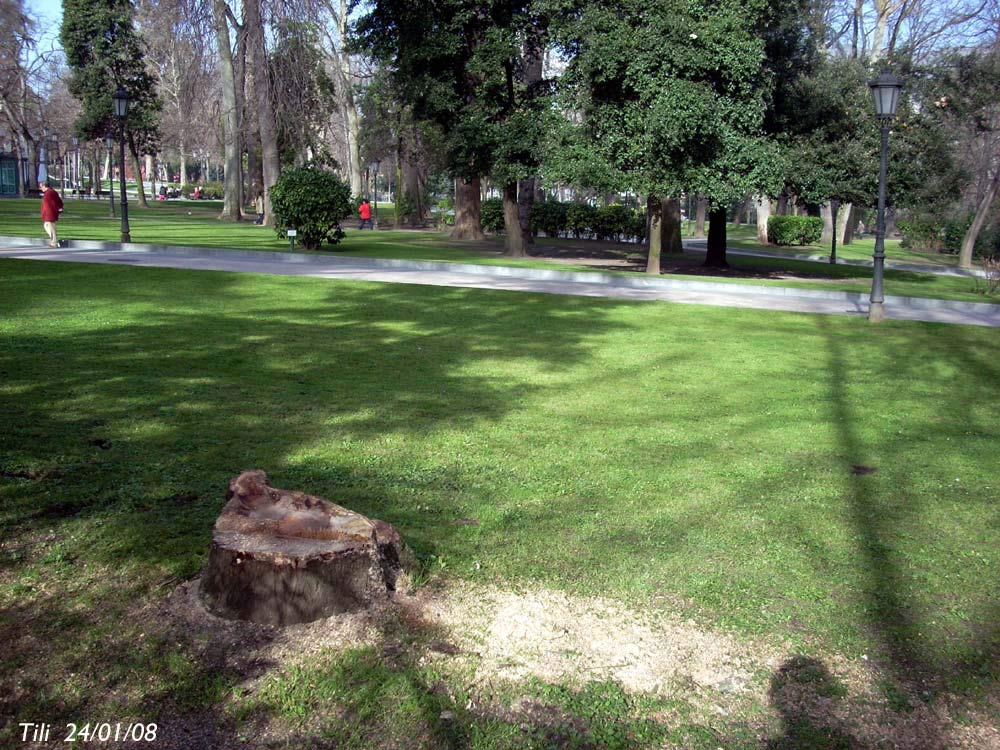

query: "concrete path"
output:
2 238 999 327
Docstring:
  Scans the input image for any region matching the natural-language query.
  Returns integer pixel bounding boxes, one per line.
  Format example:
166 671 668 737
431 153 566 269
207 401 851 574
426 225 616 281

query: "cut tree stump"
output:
200 470 413 626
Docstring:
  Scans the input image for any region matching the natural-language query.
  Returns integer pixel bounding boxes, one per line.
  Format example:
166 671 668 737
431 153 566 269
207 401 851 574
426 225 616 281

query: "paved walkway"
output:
2 238 999 327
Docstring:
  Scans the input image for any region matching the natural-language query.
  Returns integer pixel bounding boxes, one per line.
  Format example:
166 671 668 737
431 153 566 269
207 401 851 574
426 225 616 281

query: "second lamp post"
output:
867 71 903 323
112 86 132 242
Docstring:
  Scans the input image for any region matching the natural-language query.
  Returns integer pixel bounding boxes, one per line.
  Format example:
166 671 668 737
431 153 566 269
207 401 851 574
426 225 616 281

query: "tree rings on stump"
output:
200 470 414 626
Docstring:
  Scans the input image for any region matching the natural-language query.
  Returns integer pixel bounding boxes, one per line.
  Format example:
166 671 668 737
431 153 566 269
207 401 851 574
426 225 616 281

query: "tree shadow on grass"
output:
760 317 1000 748
0 261 641 742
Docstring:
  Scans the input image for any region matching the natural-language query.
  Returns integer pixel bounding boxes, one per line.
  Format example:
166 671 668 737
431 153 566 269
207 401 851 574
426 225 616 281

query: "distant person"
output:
254 191 264 224
358 199 372 230
40 181 63 248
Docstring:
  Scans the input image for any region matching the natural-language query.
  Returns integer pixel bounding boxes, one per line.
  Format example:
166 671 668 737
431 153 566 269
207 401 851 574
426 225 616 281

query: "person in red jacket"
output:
358 199 372 230
40 181 64 248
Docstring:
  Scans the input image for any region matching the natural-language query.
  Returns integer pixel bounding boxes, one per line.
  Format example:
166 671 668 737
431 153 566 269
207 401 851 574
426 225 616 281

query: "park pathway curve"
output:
2 239 999 327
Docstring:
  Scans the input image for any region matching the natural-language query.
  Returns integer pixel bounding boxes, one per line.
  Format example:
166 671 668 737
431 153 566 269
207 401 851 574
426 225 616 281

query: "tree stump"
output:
200 470 413 626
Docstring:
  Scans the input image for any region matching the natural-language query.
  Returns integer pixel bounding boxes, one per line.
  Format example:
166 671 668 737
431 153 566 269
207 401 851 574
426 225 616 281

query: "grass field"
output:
2 197 995 306
1 258 997 747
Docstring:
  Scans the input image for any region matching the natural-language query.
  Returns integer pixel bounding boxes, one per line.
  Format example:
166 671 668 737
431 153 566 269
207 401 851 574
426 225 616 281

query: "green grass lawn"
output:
715 222 965 269
2 198 996 306
1 259 997 747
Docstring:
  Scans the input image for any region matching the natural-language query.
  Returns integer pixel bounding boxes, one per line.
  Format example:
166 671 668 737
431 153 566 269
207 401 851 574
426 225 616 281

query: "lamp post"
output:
104 134 116 217
371 159 380 229
49 136 60 191
867 71 903 323
112 86 131 242
71 137 79 196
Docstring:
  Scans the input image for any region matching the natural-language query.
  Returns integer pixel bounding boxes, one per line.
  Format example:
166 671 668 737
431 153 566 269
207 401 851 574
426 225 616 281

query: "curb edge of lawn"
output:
4 234 1000 319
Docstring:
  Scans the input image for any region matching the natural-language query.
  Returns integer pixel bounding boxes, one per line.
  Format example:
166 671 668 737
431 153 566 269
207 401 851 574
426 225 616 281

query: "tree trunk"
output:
842 204 857 245
518 177 536 245
836 202 853 246
502 182 526 257
959 168 1000 269
756 195 771 243
821 203 834 243
450 177 485 240
663 197 683 254
245 0 280 226
646 196 663 275
705 207 729 268
693 195 707 238
212 0 243 221
129 140 149 208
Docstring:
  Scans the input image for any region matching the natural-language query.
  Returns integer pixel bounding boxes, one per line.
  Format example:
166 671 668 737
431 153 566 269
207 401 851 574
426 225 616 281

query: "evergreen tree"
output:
61 0 160 205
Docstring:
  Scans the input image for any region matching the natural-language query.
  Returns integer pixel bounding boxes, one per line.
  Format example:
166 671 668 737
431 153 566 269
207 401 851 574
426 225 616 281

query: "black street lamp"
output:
104 134 116 217
867 71 903 323
48 136 60 191
371 159 380 229
112 86 132 242
71 137 79 196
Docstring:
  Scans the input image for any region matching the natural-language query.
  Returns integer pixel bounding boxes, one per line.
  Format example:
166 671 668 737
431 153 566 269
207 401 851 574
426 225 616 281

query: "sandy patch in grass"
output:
113 577 995 749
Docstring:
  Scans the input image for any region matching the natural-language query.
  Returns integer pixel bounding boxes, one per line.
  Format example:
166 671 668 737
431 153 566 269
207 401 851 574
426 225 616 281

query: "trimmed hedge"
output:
767 215 824 246
480 197 645 243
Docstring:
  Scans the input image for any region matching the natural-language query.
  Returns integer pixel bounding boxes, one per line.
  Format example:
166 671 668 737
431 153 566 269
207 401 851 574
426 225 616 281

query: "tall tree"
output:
554 0 789 269
244 0 280 225
355 0 552 255
61 0 161 208
210 0 244 219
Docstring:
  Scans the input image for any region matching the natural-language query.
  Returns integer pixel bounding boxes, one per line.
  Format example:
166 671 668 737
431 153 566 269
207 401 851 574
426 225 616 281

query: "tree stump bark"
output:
200 470 413 626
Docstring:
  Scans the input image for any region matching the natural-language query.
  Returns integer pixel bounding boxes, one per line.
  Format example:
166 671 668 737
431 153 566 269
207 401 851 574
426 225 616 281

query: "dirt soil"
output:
45 577 992 750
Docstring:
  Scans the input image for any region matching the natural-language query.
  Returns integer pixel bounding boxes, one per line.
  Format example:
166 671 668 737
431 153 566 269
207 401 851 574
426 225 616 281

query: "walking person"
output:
254 191 264 225
40 181 64 248
358 199 373 230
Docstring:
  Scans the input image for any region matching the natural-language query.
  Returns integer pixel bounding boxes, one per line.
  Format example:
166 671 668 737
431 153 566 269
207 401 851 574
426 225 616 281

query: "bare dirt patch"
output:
128 578 1000 749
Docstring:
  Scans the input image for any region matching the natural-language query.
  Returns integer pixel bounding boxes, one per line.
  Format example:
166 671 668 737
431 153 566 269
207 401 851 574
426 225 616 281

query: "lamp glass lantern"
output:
112 87 132 119
868 72 903 119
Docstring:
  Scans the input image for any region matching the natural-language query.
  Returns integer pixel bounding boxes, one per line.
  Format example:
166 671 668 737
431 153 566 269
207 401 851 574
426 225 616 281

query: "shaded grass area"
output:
1 198 995 305
1 259 998 746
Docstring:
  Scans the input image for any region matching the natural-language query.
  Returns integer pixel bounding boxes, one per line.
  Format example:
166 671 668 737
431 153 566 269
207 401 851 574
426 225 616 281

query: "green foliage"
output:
768 215 823 245
355 0 550 187
480 197 505 233
778 57 875 207
532 200 569 238
566 202 599 239
593 204 633 242
60 0 161 151
269 167 352 249
899 215 944 253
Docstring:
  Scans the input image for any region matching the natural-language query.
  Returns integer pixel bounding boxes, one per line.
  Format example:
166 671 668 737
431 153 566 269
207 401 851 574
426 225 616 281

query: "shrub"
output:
199 181 224 200
594 204 633 241
269 167 352 249
532 200 568 238
899 215 943 252
566 203 598 238
480 197 505 233
628 211 647 244
767 215 824 246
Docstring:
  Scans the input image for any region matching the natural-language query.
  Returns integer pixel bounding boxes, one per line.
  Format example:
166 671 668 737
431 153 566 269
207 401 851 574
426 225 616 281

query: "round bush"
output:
269 168 352 249
767 215 824 246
